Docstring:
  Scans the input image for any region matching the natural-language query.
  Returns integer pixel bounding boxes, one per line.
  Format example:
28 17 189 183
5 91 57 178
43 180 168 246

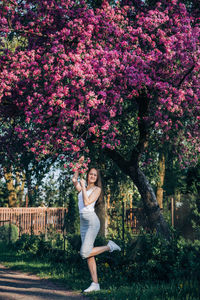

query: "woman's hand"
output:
77 156 84 168
79 155 84 163
80 178 86 189
72 176 77 184
72 156 85 193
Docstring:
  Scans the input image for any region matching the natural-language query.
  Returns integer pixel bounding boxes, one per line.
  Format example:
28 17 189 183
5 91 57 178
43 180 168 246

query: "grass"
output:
0 242 199 300
86 281 200 300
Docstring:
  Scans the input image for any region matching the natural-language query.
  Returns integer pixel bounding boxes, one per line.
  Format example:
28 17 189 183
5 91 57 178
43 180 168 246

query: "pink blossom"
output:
72 145 80 152
0 0 199 169
101 121 111 131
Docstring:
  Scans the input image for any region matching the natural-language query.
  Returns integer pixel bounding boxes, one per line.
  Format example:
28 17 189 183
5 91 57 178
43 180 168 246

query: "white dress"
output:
78 187 100 259
78 188 97 214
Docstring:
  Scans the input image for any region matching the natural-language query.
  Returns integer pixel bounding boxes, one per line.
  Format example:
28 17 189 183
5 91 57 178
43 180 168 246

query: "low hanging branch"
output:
177 65 195 88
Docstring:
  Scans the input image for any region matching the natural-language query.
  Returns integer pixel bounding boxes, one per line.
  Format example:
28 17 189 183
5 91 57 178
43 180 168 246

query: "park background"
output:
0 0 200 299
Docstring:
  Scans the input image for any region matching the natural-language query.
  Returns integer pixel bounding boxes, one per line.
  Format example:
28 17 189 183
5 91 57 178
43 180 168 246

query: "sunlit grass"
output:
86 281 200 300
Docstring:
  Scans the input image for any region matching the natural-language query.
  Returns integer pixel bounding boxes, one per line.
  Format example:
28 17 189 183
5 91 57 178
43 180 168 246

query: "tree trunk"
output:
16 171 26 206
129 166 170 238
25 170 34 206
105 149 170 239
104 94 170 239
156 153 165 209
3 167 17 207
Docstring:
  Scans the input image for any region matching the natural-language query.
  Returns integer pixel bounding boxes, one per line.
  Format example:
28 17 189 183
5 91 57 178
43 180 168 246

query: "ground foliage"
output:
0 231 200 299
8 231 200 283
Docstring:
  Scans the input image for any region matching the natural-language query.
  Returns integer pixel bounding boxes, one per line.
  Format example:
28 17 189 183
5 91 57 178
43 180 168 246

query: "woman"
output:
72 156 121 293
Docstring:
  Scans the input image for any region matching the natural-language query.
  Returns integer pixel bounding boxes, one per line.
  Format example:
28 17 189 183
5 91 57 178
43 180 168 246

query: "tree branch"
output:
177 65 195 88
17 29 48 38
4 0 17 7
130 93 149 164
103 148 131 176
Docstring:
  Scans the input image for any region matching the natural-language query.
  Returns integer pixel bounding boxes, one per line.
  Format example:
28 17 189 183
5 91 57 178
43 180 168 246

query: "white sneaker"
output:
107 240 121 252
83 282 100 293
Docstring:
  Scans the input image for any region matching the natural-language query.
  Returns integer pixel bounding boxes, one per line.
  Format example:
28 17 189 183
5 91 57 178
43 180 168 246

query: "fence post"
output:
130 194 133 229
31 213 33 236
45 210 48 240
19 215 21 238
171 197 174 227
122 201 125 241
9 220 11 243
63 210 67 251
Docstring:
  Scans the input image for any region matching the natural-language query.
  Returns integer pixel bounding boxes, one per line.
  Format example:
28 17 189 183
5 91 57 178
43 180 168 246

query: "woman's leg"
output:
87 245 110 258
81 214 109 287
87 256 98 283
87 246 110 284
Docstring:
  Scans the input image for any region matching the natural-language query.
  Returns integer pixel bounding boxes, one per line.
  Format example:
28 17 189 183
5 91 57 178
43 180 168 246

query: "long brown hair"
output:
86 167 103 207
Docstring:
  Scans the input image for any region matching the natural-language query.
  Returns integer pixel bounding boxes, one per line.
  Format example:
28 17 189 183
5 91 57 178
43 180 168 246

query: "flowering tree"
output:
0 0 199 237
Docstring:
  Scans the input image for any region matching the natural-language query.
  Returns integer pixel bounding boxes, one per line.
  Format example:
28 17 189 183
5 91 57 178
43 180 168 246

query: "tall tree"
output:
0 179 9 207
0 0 199 237
156 153 165 210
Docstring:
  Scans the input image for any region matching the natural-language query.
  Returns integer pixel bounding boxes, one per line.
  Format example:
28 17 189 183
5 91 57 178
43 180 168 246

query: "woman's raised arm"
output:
72 156 84 192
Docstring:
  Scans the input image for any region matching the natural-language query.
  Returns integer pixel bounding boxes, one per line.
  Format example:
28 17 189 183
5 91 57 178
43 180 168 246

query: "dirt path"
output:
0 264 88 300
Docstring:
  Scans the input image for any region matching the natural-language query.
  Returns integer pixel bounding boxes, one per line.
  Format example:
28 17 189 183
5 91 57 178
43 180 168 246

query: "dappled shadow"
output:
0 263 52 277
0 266 87 300
0 287 85 299
0 278 56 290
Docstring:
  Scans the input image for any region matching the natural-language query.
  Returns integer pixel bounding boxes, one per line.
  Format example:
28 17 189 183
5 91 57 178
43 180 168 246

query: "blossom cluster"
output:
0 0 199 167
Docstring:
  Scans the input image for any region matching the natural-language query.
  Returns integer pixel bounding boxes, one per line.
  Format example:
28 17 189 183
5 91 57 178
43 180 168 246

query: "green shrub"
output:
55 232 64 248
124 233 179 281
175 238 200 280
13 233 67 262
0 223 19 243
66 233 81 251
37 238 53 258
14 234 40 255
49 248 67 263
64 192 79 234
95 230 200 284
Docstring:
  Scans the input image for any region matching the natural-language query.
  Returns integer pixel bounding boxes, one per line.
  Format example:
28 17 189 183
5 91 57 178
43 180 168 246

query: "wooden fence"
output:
0 207 67 236
126 208 147 233
108 207 148 236
0 207 144 238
